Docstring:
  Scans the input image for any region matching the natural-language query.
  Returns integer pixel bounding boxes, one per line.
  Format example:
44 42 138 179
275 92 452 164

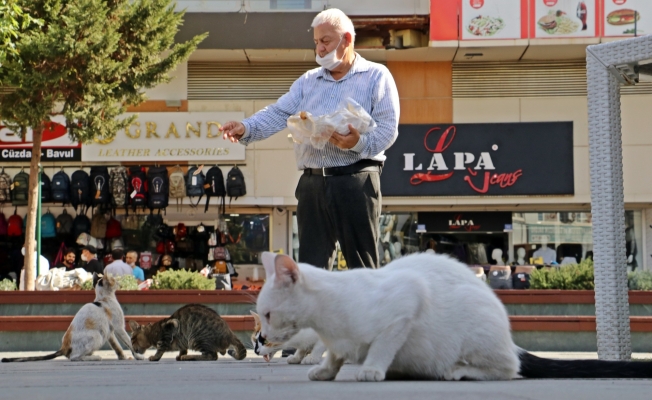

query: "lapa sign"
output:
381 123 574 196
0 115 81 162
82 112 246 162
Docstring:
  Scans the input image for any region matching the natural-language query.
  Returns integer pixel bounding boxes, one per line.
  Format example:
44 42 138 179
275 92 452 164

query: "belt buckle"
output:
322 167 330 177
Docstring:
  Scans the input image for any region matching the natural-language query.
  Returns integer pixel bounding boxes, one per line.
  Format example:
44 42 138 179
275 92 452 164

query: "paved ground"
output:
1 350 651 400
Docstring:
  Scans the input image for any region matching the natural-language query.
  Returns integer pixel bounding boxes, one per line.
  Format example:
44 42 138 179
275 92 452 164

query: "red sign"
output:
470 0 484 9
613 0 627 5
543 0 558 6
0 121 69 147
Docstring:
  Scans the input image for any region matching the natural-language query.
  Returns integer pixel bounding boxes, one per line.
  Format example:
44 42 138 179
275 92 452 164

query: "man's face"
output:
64 253 75 265
81 250 90 261
314 23 346 58
126 253 137 266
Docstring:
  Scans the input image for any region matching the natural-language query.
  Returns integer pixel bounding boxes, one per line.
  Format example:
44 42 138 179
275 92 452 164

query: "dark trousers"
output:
295 169 381 269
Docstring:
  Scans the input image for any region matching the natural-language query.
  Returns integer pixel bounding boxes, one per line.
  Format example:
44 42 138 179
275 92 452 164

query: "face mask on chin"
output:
315 35 344 71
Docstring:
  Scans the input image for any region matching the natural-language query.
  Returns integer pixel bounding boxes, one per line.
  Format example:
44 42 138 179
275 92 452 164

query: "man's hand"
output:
220 121 245 143
329 124 360 150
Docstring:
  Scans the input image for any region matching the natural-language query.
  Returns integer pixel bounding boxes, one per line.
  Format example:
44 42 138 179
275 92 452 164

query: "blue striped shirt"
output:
239 54 400 169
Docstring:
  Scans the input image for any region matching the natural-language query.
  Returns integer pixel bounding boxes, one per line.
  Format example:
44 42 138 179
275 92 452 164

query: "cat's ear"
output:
165 319 179 329
128 320 140 332
261 252 277 280
274 254 300 287
250 310 261 324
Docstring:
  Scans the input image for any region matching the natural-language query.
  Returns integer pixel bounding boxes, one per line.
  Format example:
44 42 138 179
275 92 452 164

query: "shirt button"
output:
322 156 325 159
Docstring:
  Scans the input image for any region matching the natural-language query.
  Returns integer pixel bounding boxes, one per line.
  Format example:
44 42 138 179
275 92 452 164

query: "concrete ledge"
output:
510 316 652 332
0 315 255 332
2 290 651 305
3 315 652 333
0 290 260 304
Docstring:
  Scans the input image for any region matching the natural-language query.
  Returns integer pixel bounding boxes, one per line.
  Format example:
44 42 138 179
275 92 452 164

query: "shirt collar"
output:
318 53 370 81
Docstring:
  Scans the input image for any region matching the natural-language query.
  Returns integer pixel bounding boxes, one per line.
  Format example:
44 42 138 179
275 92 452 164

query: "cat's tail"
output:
518 350 652 378
1 350 65 363
227 336 247 360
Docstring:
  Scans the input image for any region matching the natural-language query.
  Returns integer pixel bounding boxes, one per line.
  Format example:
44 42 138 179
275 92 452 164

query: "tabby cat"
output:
129 304 247 361
2 273 143 362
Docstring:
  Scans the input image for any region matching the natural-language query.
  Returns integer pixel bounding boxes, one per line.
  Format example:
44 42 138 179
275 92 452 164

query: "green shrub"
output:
529 259 595 290
151 269 214 290
0 278 17 291
628 270 652 291
80 274 140 291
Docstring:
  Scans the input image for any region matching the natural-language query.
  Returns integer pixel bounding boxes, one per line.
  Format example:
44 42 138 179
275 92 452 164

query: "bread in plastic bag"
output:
287 98 377 149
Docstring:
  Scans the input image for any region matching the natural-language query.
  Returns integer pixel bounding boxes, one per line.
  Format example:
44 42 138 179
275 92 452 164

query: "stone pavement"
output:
1 351 651 400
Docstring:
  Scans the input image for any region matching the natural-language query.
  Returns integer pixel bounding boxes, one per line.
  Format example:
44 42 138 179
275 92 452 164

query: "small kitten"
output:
129 304 247 361
250 311 325 365
2 273 144 362
256 252 652 381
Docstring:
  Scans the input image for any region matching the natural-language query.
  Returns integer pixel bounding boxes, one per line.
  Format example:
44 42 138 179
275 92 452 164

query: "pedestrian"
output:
125 250 145 282
220 8 399 269
54 248 76 270
80 245 103 275
104 249 133 277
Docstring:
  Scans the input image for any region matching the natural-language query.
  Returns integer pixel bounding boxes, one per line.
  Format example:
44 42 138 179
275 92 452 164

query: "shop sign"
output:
0 115 81 162
461 0 527 40
603 0 651 37
418 212 513 233
533 0 598 38
82 112 246 162
381 122 574 196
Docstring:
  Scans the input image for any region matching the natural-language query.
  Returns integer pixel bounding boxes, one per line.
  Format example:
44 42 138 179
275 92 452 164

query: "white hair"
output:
311 8 356 41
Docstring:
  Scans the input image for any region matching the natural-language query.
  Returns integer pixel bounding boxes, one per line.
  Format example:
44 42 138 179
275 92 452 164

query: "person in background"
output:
104 249 133 277
80 245 103 275
54 249 76 271
126 250 145 282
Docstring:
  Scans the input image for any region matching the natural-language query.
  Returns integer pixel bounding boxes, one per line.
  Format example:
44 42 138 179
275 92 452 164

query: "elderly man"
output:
221 8 399 269
125 250 145 282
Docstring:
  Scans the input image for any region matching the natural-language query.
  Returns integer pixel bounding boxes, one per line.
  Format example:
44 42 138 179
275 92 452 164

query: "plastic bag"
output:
287 98 377 149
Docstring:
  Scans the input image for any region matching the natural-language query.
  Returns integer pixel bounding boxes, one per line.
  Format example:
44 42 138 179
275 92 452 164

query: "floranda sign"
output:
82 112 246 162
381 122 574 196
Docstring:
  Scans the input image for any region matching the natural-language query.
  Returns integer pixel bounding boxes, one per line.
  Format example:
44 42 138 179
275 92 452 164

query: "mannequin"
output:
516 247 527 265
491 248 505 266
533 238 556 264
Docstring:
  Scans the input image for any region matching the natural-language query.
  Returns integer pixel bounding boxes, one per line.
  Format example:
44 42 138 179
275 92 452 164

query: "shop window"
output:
291 211 644 270
224 214 270 264
291 212 420 268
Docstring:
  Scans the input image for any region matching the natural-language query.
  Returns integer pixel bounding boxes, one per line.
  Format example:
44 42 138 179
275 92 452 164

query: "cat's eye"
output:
264 312 270 321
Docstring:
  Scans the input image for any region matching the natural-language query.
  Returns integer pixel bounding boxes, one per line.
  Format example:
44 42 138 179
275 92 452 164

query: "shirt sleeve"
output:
349 67 400 158
239 75 304 145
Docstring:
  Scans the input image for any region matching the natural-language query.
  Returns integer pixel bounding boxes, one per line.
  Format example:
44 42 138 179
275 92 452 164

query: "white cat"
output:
256 252 652 381
250 312 325 365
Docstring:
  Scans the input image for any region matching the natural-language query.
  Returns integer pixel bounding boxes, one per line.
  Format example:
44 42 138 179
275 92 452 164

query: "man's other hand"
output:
329 124 360 150
220 121 245 142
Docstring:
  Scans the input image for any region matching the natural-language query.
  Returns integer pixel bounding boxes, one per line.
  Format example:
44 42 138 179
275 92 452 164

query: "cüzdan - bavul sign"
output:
381 122 574 196
0 116 81 162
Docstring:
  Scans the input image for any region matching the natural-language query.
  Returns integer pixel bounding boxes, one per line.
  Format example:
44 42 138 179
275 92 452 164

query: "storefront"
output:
289 121 645 272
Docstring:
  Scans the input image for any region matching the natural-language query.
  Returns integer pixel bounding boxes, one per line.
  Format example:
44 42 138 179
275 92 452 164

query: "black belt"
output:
303 160 382 177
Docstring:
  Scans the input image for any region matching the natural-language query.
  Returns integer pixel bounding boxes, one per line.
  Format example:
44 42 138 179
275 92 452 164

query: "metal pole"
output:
36 163 42 277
